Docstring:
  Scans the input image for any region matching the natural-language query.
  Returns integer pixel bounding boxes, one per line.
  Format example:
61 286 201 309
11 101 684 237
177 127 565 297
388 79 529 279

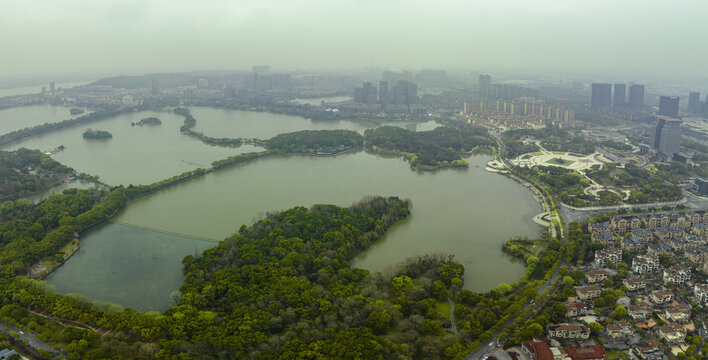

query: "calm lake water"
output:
45 153 540 311
0 110 247 185
0 105 86 135
188 106 440 138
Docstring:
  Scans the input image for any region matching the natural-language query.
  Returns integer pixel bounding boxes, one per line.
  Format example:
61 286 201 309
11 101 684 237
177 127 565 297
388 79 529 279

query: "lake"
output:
45 152 541 311
0 105 87 136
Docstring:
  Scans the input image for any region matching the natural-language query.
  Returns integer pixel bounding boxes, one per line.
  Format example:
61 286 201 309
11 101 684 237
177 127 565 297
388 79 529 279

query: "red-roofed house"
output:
522 340 553 360
564 345 606 360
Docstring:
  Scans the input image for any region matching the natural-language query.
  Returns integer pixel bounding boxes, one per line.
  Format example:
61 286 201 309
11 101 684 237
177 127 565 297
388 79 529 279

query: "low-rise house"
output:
685 235 704 249
655 227 673 241
606 319 634 341
632 340 664 360
622 236 645 251
589 221 611 234
665 307 691 323
685 248 707 264
647 242 672 256
692 223 708 241
670 214 691 229
694 283 708 302
547 323 591 339
627 303 652 320
668 237 688 251
585 269 614 283
564 345 606 360
688 210 708 224
658 323 686 344
631 229 654 242
590 231 615 247
522 340 554 360
647 214 670 230
623 277 647 291
663 264 691 285
650 290 674 304
565 302 590 318
594 248 622 267
612 215 642 235
632 254 660 274
576 285 602 300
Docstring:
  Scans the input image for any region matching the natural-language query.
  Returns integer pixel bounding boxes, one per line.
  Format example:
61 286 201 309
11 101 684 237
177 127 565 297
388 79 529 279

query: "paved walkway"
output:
0 320 65 358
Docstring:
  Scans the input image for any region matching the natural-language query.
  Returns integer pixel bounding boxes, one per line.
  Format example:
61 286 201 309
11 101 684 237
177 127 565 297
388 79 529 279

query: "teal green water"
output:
46 153 540 311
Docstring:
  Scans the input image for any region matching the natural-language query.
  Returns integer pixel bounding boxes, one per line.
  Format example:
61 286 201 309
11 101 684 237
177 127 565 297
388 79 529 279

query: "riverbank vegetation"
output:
0 149 74 201
365 125 494 169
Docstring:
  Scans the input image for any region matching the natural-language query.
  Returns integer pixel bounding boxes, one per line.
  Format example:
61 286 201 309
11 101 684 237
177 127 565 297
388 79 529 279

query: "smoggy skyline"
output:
1 0 707 83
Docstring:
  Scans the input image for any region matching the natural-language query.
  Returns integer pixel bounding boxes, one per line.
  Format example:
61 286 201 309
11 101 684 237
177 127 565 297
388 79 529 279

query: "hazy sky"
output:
1 0 707 81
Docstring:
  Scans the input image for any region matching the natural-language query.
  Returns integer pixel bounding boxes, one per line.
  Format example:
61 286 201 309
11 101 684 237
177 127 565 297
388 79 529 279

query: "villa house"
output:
576 285 602 300
632 340 664 360
565 302 589 318
649 290 674 305
658 323 686 344
607 320 634 341
647 214 670 230
663 265 691 285
685 248 707 264
594 248 622 268
622 236 645 251
590 231 615 247
611 215 642 235
623 277 647 291
588 221 612 234
522 340 554 360
627 303 653 320
564 345 606 360
630 229 654 242
632 254 660 274
665 307 691 323
585 269 614 283
694 283 708 302
547 323 590 339
647 242 672 256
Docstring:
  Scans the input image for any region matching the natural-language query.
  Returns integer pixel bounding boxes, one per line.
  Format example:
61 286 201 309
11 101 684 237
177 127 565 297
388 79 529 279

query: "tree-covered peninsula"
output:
0 149 74 201
365 125 495 169
264 129 363 154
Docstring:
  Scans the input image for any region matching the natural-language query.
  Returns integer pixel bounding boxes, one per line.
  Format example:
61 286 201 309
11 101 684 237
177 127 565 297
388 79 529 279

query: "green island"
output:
82 129 112 139
131 117 161 126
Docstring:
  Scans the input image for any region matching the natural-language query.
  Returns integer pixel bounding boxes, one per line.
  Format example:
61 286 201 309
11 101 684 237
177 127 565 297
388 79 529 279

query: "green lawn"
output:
436 301 452 320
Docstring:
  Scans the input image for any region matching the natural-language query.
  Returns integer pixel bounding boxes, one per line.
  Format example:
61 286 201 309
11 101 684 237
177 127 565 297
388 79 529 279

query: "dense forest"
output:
0 149 73 201
0 193 513 359
365 126 494 168
264 129 363 153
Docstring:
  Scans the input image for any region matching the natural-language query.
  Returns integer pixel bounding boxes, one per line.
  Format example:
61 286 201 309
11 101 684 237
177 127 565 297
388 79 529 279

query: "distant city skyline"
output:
1 0 708 84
